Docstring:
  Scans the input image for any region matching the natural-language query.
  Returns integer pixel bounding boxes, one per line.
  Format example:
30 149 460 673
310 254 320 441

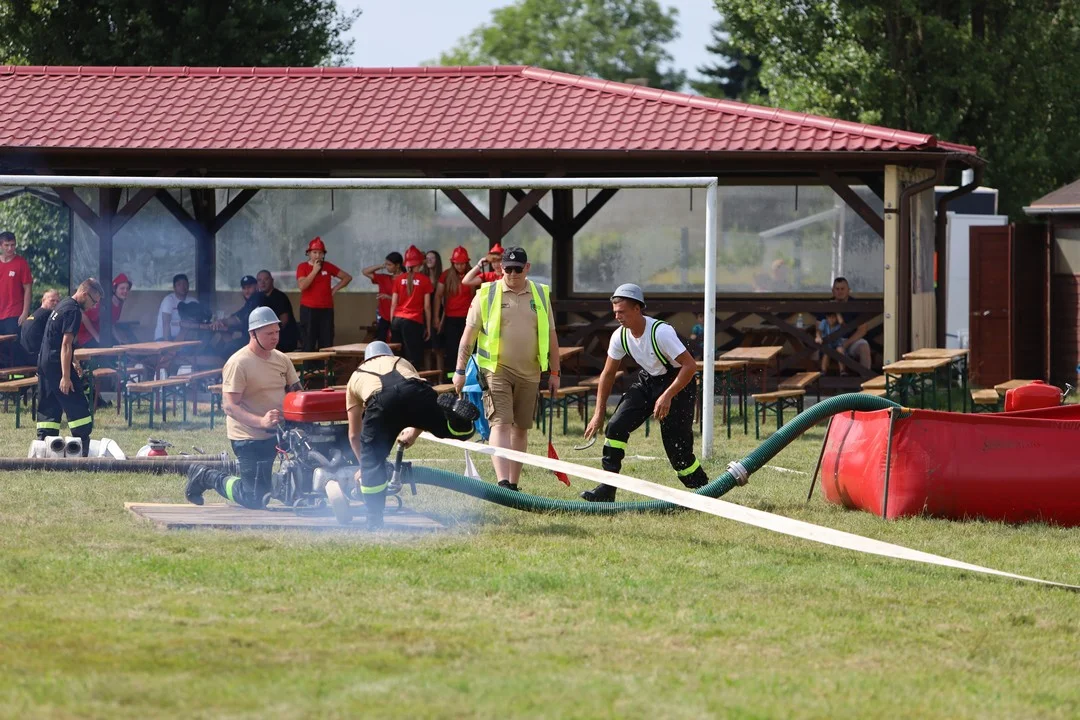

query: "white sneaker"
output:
324 480 352 525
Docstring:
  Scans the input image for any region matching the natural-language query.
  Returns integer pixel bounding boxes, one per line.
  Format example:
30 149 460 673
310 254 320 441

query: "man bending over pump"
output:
341 341 479 529
580 283 710 502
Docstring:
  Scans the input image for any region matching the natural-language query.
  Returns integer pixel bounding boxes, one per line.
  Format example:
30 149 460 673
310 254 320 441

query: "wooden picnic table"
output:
286 350 336 388
74 346 127 361
883 357 953 409
719 346 783 392
118 340 202 354
994 379 1036 395
902 348 970 411
696 359 750 437
323 342 402 357
0 334 14 343
286 351 336 364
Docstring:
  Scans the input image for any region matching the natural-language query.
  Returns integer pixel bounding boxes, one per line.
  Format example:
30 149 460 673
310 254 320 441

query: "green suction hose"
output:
410 393 902 514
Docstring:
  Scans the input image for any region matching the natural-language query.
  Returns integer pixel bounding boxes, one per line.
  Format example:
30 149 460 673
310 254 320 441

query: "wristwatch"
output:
455 368 467 376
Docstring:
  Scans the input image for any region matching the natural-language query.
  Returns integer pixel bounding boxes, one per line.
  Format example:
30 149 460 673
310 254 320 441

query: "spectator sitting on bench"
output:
815 277 871 370
77 272 131 348
816 312 845 374
211 275 262 354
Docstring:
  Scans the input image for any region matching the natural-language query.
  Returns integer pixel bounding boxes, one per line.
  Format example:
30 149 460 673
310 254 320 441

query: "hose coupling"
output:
726 460 750 486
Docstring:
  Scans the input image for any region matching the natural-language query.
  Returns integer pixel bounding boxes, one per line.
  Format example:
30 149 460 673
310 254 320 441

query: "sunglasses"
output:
503 266 524 274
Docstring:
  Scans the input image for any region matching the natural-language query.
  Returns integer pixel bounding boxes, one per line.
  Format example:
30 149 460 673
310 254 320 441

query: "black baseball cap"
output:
240 275 257 287
503 247 528 268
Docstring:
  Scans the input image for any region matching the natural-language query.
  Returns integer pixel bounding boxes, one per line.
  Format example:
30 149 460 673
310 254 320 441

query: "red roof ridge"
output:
0 64 528 78
518 66 956 152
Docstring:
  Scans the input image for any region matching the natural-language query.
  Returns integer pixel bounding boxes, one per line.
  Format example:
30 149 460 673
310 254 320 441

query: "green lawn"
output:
0 400 1077 719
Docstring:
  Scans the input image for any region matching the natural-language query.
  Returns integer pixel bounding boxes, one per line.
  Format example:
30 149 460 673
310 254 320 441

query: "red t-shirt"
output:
370 273 395 321
296 260 342 309
76 301 123 346
392 272 434 324
439 270 475 318
0 255 32 319
479 270 502 283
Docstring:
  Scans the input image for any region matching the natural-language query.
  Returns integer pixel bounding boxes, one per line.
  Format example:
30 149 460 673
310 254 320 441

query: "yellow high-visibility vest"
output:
475 279 551 373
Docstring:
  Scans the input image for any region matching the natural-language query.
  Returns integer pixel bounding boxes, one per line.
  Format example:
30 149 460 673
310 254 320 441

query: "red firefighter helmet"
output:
450 246 470 264
489 242 504 255
404 245 425 268
306 236 327 254
112 272 132 288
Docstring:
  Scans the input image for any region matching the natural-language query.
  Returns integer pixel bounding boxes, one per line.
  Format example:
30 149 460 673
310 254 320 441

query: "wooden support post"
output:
97 188 121 346
552 190 574 324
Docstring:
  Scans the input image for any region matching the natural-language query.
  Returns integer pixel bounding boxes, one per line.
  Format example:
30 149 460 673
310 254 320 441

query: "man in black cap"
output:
256 269 299 352
211 275 264 354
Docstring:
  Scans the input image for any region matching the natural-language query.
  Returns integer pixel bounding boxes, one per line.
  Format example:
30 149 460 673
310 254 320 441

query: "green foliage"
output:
712 0 1080 218
690 15 765 101
436 0 687 91
0 192 69 291
0 0 359 66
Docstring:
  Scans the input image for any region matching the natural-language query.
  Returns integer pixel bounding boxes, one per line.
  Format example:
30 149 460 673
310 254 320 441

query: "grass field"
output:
1 399 1078 719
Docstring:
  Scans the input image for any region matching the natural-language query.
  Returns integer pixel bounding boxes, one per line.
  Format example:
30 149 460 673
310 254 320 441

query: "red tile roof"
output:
0 65 978 155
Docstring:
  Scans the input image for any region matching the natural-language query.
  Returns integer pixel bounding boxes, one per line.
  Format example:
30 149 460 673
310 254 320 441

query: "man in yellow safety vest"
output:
453 247 561 491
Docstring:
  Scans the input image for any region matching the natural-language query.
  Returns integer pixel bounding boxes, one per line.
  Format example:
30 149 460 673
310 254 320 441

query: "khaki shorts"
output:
482 369 539 428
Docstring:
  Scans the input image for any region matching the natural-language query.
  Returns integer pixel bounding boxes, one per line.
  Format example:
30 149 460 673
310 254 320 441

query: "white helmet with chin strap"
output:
364 341 394 361
247 306 280 333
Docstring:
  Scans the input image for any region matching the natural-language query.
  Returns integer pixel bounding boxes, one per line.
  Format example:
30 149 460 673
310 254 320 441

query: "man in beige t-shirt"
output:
185 307 300 509
453 247 560 491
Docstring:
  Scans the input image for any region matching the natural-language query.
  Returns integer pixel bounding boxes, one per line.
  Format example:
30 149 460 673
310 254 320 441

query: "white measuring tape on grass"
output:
420 434 1079 591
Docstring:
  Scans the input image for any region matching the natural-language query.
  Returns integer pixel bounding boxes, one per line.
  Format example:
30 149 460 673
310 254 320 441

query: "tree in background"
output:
690 16 764 102
0 0 360 289
711 0 1080 218
0 0 359 66
0 192 69 291
436 0 686 91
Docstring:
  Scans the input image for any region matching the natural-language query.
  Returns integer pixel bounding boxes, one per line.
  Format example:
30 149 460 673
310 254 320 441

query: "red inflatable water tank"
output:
1004 380 1061 412
283 388 347 423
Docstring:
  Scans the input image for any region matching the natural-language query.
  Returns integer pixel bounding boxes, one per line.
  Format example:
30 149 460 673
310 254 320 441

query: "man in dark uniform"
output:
36 279 104 448
256 269 299 352
343 341 478 529
19 289 60 361
580 283 710 502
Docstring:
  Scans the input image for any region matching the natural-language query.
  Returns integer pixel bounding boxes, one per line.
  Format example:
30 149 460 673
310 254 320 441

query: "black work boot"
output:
185 464 223 506
680 466 709 490
438 392 480 423
580 483 617 502
497 479 520 492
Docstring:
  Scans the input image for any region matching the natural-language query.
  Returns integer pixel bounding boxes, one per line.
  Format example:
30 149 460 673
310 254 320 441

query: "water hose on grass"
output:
410 393 902 514
0 455 237 474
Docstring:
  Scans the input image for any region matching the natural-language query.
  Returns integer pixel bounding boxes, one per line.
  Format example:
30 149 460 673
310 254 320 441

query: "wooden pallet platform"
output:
125 502 445 532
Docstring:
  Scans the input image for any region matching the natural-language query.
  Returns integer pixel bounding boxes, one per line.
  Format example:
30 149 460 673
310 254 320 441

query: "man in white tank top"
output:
580 284 709 502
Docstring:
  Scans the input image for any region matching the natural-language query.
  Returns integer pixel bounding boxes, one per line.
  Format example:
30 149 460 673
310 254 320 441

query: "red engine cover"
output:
283 388 347 422
1004 380 1061 412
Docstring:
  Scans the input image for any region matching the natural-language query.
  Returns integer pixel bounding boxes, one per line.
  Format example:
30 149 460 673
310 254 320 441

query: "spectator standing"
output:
256 270 298 352
462 243 504 287
390 245 434 369
78 273 131 347
296 237 352 351
154 273 190 341
453 247 560 491
0 231 34 364
424 250 444 370
436 246 475 373
361 251 403 342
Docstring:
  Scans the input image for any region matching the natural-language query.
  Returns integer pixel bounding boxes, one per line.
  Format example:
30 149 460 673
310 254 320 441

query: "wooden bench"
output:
125 376 191 428
861 375 886 390
208 383 223 429
184 368 224 415
432 383 456 394
0 365 36 380
0 376 38 428
537 385 591 435
90 367 121 415
751 388 806 439
861 388 888 398
971 388 1001 413
418 369 445 383
779 371 822 404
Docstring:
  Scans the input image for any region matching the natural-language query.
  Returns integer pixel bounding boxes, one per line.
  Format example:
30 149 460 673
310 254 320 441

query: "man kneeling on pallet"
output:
342 341 478 529
184 307 301 508
580 284 709 502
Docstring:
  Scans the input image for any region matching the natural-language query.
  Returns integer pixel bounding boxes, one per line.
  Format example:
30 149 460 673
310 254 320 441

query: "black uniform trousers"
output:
391 317 426 369
440 316 467 373
375 317 392 343
359 379 474 519
300 306 334 351
208 438 278 509
35 363 93 450
602 369 708 487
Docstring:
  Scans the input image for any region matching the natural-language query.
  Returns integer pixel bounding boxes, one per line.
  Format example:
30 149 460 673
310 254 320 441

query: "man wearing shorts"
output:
453 247 561 491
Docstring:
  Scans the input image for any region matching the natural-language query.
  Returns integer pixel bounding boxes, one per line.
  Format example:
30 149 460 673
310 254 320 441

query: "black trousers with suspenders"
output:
592 321 709 500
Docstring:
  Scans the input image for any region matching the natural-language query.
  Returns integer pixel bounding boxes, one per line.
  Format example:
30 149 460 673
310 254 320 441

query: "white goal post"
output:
0 174 721 457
